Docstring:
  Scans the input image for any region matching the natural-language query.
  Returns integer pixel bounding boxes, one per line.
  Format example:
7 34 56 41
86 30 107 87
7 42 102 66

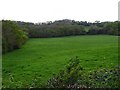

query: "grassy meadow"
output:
2 35 119 88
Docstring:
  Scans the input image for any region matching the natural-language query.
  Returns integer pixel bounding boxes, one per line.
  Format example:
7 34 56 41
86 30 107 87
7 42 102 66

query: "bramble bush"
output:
44 57 120 88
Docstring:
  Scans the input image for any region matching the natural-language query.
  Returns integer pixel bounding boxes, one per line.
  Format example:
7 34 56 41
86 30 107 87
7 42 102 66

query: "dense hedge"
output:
28 25 86 38
2 20 28 54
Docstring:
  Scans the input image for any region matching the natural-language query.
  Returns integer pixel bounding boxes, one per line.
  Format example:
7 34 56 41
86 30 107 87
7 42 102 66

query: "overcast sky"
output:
0 0 119 23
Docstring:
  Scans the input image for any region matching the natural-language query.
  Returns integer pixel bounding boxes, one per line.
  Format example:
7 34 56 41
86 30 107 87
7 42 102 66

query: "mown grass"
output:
2 35 118 88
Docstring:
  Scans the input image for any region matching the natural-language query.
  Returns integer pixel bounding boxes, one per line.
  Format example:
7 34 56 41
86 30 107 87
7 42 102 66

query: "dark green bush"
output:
2 20 28 53
44 57 85 88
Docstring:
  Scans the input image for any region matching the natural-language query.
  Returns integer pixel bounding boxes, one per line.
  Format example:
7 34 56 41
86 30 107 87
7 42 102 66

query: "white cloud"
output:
0 0 119 23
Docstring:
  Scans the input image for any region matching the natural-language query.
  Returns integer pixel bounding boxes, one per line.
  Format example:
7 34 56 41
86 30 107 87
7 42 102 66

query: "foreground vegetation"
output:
45 57 120 88
2 35 118 88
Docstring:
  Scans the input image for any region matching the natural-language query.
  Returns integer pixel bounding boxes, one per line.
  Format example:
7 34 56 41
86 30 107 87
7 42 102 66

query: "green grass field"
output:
2 35 119 88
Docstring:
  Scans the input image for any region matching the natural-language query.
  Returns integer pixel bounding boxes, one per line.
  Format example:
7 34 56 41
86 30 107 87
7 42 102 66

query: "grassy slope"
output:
2 35 118 87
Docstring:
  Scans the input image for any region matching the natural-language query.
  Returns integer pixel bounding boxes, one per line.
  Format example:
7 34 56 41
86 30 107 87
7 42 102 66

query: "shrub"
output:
44 57 85 88
2 20 28 53
45 57 120 88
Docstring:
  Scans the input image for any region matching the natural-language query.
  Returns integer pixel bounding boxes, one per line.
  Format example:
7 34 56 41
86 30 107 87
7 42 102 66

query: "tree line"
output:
2 19 120 53
16 19 120 38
